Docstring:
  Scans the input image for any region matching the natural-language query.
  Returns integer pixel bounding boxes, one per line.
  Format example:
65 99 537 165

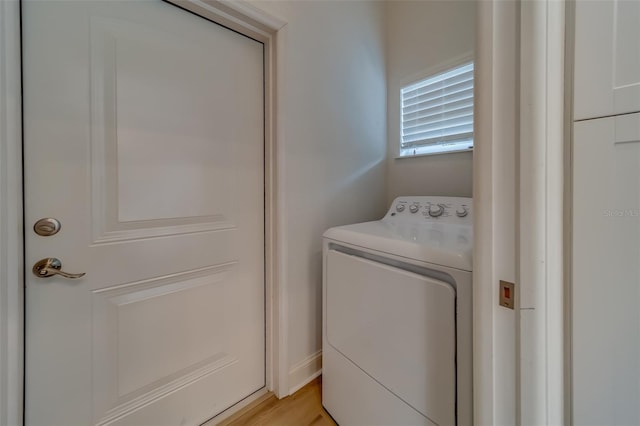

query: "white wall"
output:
250 0 387 394
386 0 476 202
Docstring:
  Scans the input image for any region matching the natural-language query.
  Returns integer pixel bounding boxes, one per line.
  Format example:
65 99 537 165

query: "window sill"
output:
394 147 473 160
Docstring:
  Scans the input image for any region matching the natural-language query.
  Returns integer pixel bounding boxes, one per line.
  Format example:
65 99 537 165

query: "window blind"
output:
400 61 474 156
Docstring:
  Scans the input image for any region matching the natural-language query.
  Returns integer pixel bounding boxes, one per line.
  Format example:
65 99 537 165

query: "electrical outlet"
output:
499 280 515 309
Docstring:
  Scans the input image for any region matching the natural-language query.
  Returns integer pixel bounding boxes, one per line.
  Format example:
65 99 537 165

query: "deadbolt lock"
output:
33 218 61 236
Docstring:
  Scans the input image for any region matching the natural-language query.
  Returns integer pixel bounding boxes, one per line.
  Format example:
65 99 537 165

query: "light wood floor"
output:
216 377 337 426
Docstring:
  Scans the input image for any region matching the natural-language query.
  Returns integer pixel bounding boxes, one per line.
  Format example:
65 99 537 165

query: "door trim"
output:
473 1 519 423
0 1 23 425
0 1 288 424
519 0 565 424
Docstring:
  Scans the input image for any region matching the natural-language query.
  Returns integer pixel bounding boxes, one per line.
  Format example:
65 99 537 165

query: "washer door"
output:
326 249 456 425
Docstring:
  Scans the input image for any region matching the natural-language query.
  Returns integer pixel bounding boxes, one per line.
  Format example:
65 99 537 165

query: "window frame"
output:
396 54 475 159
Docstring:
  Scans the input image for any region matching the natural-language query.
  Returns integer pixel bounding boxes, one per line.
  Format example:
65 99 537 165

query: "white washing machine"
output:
322 196 472 426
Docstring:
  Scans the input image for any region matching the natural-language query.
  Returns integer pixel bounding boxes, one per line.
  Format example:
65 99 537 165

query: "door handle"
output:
32 258 86 279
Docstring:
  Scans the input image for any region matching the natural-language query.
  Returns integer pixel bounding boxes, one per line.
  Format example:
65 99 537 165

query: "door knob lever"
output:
32 258 85 279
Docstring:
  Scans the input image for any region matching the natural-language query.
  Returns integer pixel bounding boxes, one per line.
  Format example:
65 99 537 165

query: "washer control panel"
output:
385 196 472 224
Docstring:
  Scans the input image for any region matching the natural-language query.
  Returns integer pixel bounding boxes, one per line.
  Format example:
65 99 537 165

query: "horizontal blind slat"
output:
401 123 474 144
401 62 474 93
402 105 474 130
402 68 473 98
401 71 473 104
402 89 473 115
401 131 474 149
402 115 473 137
402 79 473 109
402 99 473 124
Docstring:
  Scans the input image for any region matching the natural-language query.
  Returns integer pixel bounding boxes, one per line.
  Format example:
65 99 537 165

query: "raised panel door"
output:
23 1 265 425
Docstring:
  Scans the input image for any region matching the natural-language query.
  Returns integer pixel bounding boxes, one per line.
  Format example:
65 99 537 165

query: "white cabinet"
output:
572 2 640 423
574 0 640 120
572 112 640 425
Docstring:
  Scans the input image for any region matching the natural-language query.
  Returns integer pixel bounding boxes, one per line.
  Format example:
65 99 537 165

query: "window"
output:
400 61 474 157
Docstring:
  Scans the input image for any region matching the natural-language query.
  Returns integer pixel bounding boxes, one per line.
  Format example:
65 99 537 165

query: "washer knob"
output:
396 204 405 212
456 207 468 218
428 204 444 217
409 204 419 214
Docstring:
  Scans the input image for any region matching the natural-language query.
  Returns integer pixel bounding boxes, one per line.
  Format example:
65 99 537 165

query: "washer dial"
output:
428 204 444 217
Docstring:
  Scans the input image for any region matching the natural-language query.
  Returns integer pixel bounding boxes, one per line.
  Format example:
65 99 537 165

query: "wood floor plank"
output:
216 377 336 426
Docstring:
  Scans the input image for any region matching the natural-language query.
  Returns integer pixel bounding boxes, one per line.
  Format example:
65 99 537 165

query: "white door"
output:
573 112 640 425
23 1 265 425
574 0 640 120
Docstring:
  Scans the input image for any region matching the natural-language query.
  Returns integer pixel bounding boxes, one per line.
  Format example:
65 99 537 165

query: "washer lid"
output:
323 219 472 272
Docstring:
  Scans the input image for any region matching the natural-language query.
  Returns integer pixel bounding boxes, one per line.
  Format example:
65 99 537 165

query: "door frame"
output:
518 0 566 423
0 1 288 423
0 1 24 424
473 1 520 423
474 0 566 424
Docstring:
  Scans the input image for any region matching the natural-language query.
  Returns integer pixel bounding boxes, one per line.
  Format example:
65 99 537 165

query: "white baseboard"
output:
287 350 322 395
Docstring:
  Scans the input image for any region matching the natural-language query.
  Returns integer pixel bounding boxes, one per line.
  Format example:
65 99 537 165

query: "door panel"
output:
91 15 236 228
574 0 640 120
23 1 265 425
573 113 640 425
